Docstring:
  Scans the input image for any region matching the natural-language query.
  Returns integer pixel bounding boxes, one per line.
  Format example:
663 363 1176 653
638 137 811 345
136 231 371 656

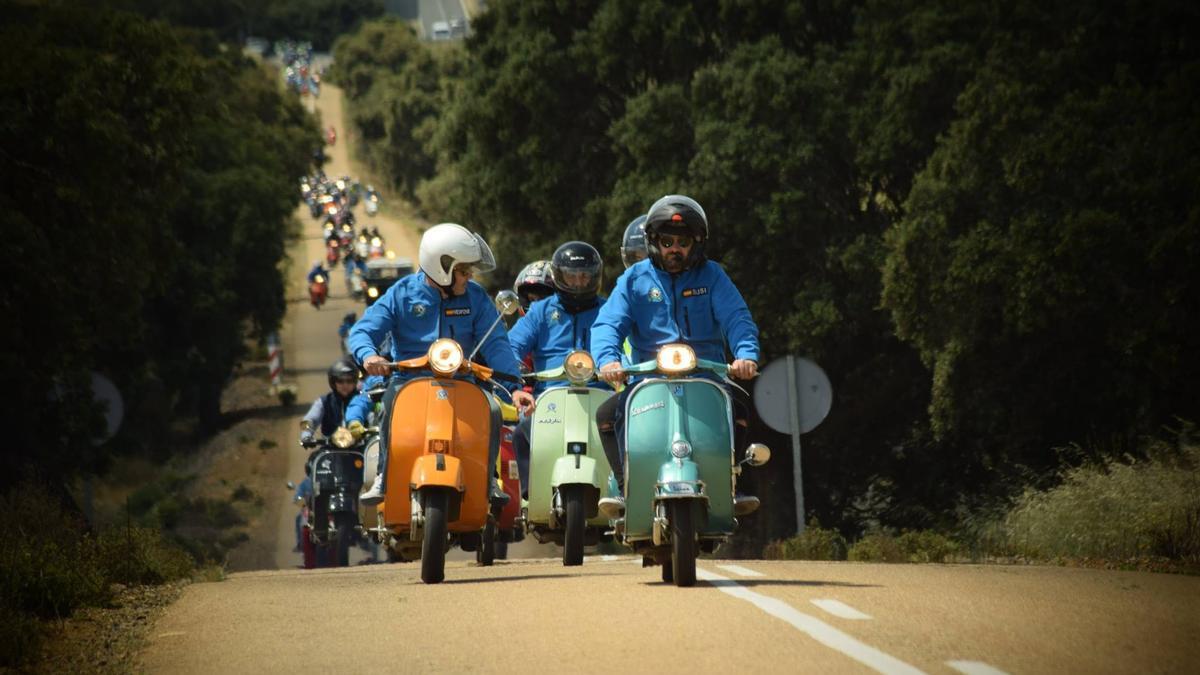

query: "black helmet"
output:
327 357 359 390
550 241 603 312
513 260 554 311
644 194 707 270
620 215 648 269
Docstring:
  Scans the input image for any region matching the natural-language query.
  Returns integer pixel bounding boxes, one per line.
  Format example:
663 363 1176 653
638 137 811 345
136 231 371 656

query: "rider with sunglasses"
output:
590 195 761 511
299 357 362 445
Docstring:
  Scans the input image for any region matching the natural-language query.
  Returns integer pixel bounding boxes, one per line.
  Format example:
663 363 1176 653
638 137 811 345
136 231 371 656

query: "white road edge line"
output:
697 568 926 675
946 661 1010 675
715 564 765 577
811 598 873 620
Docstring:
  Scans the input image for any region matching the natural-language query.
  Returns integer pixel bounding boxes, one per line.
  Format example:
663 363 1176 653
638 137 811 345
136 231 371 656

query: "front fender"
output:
411 453 463 492
655 459 705 500
550 454 601 489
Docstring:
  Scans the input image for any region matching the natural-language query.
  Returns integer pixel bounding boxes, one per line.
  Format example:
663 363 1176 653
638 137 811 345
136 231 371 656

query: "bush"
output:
848 531 907 563
0 604 43 668
1003 440 1200 562
763 520 847 560
896 530 959 563
94 527 194 586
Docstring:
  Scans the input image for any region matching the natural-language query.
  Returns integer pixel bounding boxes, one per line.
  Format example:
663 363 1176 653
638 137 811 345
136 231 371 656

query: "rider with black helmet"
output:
590 195 761 515
507 241 610 495
299 357 361 444
620 215 648 268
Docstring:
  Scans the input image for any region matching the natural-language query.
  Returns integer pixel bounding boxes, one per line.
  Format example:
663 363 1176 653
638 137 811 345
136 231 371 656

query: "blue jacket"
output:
348 271 525 391
508 294 608 395
307 264 328 283
590 258 760 369
346 374 385 425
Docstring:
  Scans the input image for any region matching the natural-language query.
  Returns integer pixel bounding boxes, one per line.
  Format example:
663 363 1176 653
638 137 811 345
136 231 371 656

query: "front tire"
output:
669 501 697 587
562 485 585 566
420 489 449 583
478 513 496 566
333 511 356 567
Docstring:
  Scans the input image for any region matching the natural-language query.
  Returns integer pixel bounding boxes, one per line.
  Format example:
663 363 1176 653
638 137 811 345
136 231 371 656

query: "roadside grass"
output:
763 437 1199 571
0 479 196 668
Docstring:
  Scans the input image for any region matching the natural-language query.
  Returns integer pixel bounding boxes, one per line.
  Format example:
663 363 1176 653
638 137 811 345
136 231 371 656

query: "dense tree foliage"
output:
1 1 319 486
337 0 1200 541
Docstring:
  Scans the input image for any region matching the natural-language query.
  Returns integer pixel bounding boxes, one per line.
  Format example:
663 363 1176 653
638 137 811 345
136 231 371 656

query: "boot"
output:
360 473 384 506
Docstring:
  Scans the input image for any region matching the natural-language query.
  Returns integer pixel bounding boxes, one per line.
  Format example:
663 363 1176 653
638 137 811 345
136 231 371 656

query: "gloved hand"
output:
347 420 366 440
300 431 315 445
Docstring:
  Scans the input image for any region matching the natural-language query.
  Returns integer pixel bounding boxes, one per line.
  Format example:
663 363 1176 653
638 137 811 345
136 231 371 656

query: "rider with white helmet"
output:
349 223 534 505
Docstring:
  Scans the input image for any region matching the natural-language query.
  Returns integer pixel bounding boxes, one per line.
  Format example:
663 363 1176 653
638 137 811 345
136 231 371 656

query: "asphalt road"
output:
138 84 1200 674
141 555 1199 673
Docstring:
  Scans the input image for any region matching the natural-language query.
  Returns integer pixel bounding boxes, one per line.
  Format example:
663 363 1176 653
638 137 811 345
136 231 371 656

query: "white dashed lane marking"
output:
715 564 765 577
946 661 1010 675
697 568 926 674
811 598 873 620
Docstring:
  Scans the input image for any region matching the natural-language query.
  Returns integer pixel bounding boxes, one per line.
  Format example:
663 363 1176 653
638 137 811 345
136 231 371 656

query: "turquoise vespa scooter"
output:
610 343 770 587
522 350 616 565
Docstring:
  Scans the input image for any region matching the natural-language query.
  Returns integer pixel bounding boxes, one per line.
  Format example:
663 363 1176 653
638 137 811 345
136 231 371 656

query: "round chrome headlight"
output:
671 441 692 458
563 350 595 383
367 286 379 298
428 338 464 375
657 344 697 374
331 427 355 448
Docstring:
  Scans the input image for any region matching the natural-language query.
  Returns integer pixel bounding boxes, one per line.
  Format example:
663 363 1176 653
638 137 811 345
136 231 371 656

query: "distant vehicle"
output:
450 18 467 36
363 255 414 305
430 21 451 40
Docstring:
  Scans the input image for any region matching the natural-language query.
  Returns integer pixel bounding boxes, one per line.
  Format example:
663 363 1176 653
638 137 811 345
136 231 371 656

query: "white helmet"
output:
418 223 497 286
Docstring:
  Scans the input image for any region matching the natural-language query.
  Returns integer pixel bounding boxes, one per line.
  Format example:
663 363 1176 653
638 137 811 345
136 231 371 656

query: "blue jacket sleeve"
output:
348 288 397 365
345 391 371 425
710 265 760 362
507 305 540 362
590 274 632 367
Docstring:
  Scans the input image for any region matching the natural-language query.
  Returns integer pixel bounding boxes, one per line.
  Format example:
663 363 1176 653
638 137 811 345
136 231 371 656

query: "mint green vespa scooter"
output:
522 350 615 565
613 343 770 586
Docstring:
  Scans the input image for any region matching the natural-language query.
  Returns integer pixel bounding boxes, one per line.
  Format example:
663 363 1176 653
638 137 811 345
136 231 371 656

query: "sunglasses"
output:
453 265 476 277
656 234 694 249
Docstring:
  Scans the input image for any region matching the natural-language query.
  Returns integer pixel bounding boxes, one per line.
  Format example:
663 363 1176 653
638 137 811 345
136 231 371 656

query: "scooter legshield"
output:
623 378 735 540
526 387 613 527
383 377 494 531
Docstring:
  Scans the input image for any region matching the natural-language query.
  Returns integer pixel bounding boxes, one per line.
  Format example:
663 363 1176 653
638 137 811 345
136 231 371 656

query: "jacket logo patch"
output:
549 309 561 323
444 308 471 316
648 288 664 303
681 287 708 297
413 304 427 317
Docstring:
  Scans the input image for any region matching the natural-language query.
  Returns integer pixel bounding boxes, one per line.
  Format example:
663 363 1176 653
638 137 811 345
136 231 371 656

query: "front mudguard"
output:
550 454 602 490
655 458 704 499
411 453 464 492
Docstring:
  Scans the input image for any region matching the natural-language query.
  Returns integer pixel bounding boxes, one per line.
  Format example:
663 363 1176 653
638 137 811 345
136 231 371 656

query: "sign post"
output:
753 356 832 535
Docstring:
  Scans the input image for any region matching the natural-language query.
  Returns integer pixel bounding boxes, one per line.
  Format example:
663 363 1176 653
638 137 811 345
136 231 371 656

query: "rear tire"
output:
670 501 697 587
478 514 496 566
420 489 449 584
562 486 585 566
661 555 674 583
496 541 508 560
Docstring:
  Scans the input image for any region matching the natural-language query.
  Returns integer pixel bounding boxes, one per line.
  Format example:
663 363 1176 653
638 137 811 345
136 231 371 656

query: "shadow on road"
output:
696 579 881 589
436 572 619 585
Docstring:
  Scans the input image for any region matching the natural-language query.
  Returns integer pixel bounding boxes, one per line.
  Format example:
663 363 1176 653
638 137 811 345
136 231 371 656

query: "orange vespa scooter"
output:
375 291 521 583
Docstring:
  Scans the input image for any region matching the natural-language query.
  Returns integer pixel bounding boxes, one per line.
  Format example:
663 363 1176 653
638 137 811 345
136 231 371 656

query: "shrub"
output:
0 604 43 668
1004 440 1200 562
94 527 194 586
896 530 959 563
848 531 907 563
763 520 847 560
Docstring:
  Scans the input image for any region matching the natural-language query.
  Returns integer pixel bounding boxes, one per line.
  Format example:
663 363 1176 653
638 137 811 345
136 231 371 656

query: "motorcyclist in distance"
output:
299 358 361 445
620 214 648 269
307 260 329 284
513 260 555 313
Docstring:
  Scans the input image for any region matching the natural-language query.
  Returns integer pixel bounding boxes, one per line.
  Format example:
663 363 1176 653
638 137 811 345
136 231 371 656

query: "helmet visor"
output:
552 260 602 296
472 233 496 273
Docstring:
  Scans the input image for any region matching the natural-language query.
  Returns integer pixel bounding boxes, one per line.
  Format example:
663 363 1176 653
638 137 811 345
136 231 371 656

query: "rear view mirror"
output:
495 290 520 316
743 443 771 467
286 481 296 490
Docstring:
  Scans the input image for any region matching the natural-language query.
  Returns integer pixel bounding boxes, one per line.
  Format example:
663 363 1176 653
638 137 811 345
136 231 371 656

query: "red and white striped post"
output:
268 333 283 390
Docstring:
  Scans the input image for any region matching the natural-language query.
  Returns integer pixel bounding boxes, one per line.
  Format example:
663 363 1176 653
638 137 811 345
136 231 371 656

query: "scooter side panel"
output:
527 387 613 525
383 378 493 531
624 379 735 539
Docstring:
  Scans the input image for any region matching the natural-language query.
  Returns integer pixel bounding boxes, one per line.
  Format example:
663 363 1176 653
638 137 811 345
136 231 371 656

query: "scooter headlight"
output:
331 427 355 448
563 350 595 383
428 338 464 375
367 286 379 298
657 344 697 375
671 440 692 458
313 274 325 284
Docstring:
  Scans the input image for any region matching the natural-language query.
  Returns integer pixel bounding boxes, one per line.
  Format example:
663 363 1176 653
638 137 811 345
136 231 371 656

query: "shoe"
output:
360 474 384 506
733 494 760 516
598 494 625 519
489 482 510 506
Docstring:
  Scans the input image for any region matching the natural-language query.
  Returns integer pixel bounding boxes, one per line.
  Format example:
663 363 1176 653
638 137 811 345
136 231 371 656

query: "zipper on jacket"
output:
684 306 692 336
